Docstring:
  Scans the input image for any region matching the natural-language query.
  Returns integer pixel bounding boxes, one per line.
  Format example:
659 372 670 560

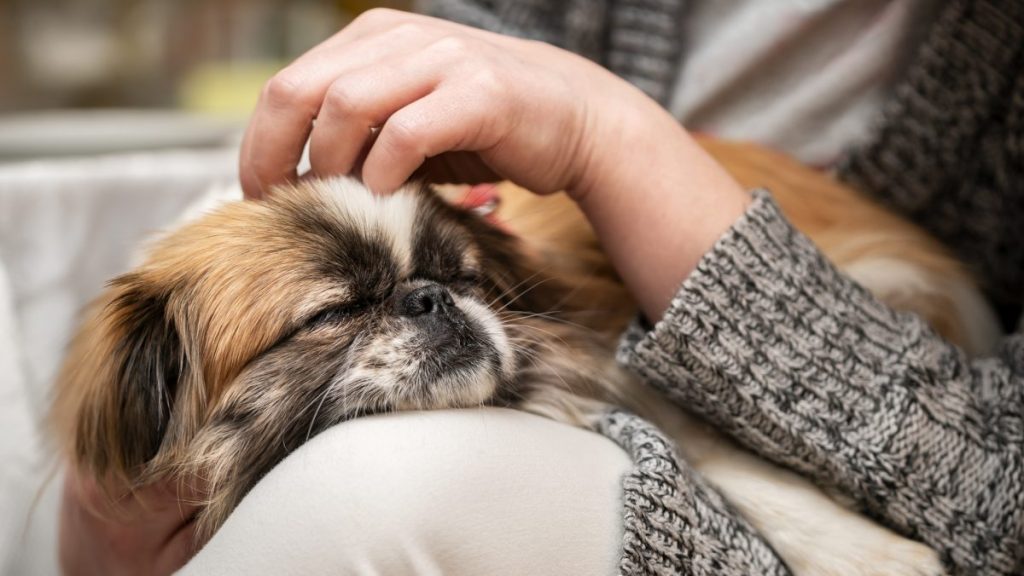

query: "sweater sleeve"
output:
598 410 790 576
416 0 610 63
837 0 1024 310
617 190 1024 575
416 0 686 106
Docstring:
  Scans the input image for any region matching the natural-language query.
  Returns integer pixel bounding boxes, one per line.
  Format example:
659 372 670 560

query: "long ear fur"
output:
51 273 184 485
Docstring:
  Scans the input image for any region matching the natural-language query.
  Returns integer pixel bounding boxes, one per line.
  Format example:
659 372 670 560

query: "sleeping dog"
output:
53 138 995 574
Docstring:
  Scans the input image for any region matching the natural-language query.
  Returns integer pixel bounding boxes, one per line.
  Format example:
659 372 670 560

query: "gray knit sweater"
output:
422 1 1024 574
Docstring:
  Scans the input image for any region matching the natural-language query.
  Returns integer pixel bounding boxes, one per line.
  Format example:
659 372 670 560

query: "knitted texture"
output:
618 192 1024 575
419 1 1024 573
418 0 688 105
417 0 609 64
596 409 789 575
837 0 1024 311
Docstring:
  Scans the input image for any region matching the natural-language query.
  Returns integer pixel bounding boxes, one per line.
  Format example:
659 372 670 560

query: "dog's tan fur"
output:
484 136 999 354
52 138 994 573
53 196 371 483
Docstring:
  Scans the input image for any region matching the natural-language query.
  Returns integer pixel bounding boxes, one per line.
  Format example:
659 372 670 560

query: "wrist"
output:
569 110 750 321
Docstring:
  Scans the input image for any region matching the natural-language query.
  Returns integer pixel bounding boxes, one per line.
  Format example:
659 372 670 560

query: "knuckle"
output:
469 65 504 97
356 7 401 27
430 34 471 55
262 70 307 108
391 21 425 39
385 115 422 153
323 83 359 116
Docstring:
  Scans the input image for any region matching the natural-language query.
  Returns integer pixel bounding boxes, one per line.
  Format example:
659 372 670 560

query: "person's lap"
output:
179 408 631 575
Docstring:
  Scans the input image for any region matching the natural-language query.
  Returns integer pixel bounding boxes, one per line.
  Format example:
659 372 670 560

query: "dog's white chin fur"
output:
170 178 946 575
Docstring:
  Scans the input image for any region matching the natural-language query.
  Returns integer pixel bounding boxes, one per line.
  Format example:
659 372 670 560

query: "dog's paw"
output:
867 538 944 576
787 531 943 576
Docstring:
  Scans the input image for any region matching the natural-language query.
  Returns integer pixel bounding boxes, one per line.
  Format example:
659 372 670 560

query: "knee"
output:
182 409 631 576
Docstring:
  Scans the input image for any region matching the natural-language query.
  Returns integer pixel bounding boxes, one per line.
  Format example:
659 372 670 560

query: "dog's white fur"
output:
61 174 975 575
196 179 949 574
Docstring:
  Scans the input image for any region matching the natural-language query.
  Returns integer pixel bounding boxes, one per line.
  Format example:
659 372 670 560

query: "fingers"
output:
239 9 517 198
239 13 432 198
60 472 202 576
361 86 498 194
154 514 197 575
239 8 605 199
306 58 440 179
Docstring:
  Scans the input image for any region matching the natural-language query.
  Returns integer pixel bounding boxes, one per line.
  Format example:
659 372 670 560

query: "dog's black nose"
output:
398 284 456 318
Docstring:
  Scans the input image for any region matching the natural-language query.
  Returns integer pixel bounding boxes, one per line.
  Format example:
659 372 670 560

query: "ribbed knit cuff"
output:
596 409 789 576
615 189 924 468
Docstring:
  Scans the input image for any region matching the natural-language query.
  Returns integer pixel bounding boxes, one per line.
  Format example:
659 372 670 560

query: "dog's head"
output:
52 177 617 539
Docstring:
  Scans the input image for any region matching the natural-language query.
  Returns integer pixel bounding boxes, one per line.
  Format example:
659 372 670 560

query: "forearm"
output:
572 100 750 322
423 0 751 321
617 192 1024 574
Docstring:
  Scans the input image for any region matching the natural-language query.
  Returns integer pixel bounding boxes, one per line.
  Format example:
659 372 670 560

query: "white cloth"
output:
672 0 942 166
0 149 238 417
0 259 40 576
181 409 632 576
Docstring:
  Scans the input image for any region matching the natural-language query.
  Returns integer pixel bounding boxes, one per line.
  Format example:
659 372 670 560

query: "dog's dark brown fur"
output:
52 139 997 555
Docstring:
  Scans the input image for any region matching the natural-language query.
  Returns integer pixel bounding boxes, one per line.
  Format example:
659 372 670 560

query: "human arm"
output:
412 2 1024 571
236 8 1024 574
616 191 1024 575
237 8 749 322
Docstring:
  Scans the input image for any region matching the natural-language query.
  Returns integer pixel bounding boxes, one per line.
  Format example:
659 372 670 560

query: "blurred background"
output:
0 0 410 161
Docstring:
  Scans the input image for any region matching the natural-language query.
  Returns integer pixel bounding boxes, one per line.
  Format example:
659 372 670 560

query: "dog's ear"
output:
52 273 184 484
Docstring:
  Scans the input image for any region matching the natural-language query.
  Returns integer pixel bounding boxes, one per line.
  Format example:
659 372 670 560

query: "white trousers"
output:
179 409 632 575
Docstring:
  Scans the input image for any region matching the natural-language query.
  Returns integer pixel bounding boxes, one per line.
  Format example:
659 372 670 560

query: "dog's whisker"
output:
502 310 604 335
305 385 333 443
487 264 554 310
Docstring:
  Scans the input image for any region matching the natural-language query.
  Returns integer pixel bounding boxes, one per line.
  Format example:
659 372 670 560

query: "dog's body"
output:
53 139 996 574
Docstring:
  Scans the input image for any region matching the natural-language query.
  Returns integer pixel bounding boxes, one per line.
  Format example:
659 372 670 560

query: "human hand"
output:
240 8 749 321
59 470 198 576
241 8 658 199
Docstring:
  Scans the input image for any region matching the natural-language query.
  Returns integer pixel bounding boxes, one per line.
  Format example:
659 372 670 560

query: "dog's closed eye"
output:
52 176 539 542
452 270 482 288
305 300 374 326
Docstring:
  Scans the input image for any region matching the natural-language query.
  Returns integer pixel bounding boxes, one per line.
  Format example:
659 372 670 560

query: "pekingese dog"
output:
53 139 995 574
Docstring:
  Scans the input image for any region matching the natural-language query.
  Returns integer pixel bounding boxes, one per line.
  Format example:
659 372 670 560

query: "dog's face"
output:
53 177 610 539
205 179 518 418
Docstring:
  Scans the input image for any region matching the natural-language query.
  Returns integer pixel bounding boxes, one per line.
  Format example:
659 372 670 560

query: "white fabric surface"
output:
181 409 632 576
0 149 237 576
0 259 40 576
672 0 941 166
0 149 238 417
